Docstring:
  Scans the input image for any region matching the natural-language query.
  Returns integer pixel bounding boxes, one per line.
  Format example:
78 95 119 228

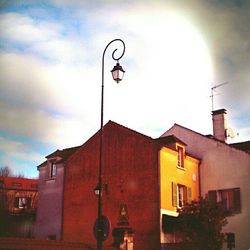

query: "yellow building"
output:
158 136 200 245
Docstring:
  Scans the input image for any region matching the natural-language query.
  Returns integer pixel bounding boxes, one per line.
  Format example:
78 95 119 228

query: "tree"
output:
16 172 25 178
178 197 227 250
0 166 12 176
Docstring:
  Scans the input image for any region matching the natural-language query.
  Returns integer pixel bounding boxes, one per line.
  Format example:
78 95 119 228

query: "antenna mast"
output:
211 82 228 111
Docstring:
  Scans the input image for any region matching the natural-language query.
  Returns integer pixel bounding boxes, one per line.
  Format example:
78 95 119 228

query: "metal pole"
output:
97 39 125 250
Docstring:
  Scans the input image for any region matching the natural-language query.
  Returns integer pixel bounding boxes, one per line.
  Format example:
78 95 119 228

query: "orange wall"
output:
160 145 200 212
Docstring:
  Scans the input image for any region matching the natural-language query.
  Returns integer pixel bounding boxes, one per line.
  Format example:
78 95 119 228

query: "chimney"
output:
212 109 227 142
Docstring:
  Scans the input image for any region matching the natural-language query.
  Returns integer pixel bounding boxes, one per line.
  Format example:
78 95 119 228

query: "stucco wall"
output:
162 125 250 250
160 146 199 212
160 146 200 245
34 162 64 240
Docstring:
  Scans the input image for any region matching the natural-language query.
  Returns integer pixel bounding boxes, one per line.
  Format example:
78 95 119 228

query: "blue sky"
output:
0 0 249 178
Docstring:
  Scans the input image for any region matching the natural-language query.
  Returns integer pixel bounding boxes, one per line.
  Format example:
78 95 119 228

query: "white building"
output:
162 109 250 250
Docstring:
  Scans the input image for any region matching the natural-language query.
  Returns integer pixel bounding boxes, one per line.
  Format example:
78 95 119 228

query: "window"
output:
14 197 31 209
172 182 192 208
162 214 180 233
177 185 186 207
208 188 241 215
31 184 38 189
49 162 57 178
219 188 241 214
12 182 22 187
177 146 184 168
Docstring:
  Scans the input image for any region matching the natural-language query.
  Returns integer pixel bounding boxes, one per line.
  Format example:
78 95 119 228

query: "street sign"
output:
93 215 110 241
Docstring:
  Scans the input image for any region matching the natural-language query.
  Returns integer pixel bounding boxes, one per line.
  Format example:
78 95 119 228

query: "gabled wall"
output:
63 121 161 250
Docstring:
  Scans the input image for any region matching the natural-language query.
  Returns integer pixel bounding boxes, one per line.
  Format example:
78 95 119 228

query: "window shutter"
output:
233 188 241 213
47 164 50 179
208 190 217 205
187 187 192 203
172 182 177 207
14 197 19 208
27 197 31 208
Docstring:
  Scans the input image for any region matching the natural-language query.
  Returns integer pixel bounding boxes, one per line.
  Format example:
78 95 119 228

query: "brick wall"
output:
63 122 161 250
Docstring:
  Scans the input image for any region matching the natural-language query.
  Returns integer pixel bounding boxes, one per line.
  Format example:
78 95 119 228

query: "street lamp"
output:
111 62 125 83
97 39 126 250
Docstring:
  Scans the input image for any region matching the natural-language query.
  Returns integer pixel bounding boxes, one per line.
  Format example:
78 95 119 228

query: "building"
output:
0 176 38 237
35 121 200 249
157 135 200 248
34 146 79 240
162 109 250 250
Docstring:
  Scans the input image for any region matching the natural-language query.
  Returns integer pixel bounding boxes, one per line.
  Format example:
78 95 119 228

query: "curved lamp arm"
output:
97 39 126 250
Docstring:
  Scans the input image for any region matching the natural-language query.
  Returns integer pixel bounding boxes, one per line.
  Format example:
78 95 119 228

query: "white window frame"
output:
177 146 184 168
15 197 30 209
177 185 185 208
50 162 57 178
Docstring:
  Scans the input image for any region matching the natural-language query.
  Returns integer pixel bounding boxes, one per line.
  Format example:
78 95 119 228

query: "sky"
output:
0 0 249 178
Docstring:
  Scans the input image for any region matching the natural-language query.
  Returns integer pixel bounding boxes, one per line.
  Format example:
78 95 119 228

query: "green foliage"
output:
178 197 227 250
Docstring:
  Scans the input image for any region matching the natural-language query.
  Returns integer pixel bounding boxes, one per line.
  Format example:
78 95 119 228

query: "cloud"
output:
186 1 250 112
0 12 62 44
0 98 99 149
0 2 215 141
0 0 249 177
0 137 42 163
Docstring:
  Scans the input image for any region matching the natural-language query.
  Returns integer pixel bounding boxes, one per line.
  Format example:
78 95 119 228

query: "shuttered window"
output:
233 188 241 213
208 190 217 205
187 187 192 204
207 188 241 215
172 182 177 207
218 188 241 214
172 182 192 208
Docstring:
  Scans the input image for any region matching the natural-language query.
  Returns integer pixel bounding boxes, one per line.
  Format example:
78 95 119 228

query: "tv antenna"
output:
211 82 228 111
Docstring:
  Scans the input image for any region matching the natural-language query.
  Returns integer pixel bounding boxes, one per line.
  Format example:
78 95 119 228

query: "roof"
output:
230 141 250 153
156 134 187 146
106 120 153 141
46 146 81 159
38 121 199 170
37 146 81 169
165 123 250 155
106 122 199 161
0 176 38 191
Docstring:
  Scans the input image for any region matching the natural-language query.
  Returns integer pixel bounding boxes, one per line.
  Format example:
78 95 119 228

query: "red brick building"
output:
63 121 161 249
0 176 38 237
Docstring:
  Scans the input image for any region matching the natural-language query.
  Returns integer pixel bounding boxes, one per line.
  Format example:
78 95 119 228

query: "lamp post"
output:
97 39 125 250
